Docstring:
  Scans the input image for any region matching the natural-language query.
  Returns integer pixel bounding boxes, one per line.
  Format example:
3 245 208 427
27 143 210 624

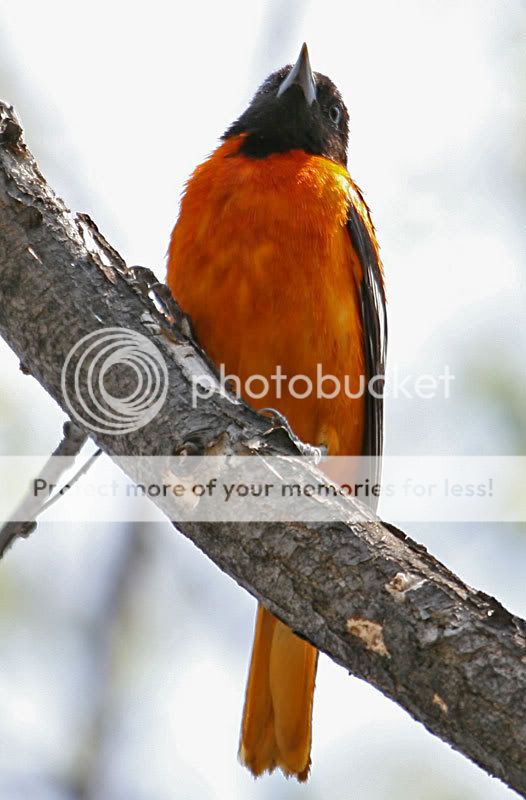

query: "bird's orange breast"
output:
167 134 365 455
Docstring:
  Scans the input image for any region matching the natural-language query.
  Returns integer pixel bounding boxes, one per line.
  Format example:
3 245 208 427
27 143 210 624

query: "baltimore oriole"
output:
167 44 386 782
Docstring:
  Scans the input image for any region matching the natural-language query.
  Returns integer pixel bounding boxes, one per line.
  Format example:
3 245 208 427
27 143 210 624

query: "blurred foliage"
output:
467 358 526 453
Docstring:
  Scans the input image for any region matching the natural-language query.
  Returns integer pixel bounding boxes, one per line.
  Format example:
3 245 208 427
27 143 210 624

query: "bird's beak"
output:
277 43 316 105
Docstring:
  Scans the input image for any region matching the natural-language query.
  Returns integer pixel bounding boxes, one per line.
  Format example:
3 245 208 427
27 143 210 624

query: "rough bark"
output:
0 100 525 796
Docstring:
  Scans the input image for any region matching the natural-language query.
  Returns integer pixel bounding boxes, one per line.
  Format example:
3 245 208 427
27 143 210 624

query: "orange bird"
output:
167 44 386 781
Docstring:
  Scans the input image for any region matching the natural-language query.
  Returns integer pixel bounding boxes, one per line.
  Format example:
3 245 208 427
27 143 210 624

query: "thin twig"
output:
37 447 102 517
0 420 89 557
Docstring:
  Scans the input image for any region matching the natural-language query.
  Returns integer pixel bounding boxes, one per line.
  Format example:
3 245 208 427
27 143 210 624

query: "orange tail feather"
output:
239 604 318 781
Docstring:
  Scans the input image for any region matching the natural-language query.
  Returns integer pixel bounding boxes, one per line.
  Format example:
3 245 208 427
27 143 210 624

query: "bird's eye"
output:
329 104 341 124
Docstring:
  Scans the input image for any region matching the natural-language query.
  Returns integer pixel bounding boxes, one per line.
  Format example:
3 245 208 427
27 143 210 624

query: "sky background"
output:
0 1 525 799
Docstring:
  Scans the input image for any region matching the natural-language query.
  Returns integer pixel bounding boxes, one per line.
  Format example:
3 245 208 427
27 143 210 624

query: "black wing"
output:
347 191 387 509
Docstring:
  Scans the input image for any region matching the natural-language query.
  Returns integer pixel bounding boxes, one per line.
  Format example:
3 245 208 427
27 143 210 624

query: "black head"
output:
223 44 349 166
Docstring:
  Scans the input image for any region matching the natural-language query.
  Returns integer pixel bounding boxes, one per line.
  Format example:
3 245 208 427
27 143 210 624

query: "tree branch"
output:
0 100 525 796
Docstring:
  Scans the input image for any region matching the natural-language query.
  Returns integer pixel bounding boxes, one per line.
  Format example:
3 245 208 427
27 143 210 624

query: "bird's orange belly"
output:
168 145 366 456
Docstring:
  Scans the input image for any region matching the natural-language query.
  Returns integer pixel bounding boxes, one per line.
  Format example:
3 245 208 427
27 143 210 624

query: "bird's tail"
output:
239 603 318 782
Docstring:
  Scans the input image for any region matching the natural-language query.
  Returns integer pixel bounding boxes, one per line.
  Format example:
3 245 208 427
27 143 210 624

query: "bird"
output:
167 43 386 782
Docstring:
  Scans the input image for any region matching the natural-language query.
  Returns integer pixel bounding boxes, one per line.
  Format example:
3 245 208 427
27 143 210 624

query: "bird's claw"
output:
127 265 195 338
259 408 327 463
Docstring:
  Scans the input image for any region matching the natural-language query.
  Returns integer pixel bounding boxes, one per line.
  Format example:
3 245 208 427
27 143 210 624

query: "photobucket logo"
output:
191 363 455 407
61 328 168 435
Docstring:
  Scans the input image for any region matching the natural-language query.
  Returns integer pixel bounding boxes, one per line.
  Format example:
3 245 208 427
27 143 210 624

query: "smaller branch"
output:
36 447 102 516
0 421 89 557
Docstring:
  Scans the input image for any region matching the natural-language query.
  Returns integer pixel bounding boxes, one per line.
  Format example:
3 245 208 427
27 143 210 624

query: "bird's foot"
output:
127 265 195 339
259 408 327 463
